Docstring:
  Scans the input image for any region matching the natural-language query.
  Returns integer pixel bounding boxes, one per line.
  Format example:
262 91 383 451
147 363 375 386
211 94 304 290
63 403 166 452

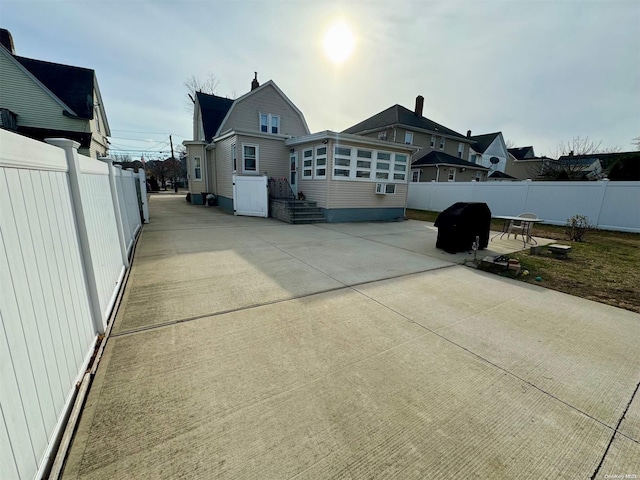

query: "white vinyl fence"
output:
408 180 640 233
0 130 148 480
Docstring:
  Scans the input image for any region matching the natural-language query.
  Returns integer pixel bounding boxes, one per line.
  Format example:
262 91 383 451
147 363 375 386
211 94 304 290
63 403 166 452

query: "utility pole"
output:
169 134 178 193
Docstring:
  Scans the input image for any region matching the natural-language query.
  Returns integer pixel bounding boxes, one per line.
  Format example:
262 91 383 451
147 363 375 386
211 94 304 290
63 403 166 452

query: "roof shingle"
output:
412 150 489 169
343 104 468 140
196 91 234 142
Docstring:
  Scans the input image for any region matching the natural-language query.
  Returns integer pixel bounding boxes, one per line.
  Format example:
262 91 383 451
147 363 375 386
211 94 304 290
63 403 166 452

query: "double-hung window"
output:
412 170 420 182
260 113 280 134
458 143 464 158
404 131 413 145
315 146 327 178
448 168 456 182
440 137 446 150
242 144 258 173
302 149 313 178
194 156 202 180
333 146 351 178
430 135 436 148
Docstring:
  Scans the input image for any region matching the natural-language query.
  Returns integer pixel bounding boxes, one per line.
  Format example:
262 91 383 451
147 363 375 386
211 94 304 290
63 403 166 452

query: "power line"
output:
111 129 189 138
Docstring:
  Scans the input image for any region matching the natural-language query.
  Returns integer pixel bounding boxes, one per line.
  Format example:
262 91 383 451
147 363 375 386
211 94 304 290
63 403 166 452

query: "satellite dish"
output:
489 157 500 164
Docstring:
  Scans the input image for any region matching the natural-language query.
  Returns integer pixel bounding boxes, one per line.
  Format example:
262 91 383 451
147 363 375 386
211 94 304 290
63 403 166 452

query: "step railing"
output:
268 177 296 207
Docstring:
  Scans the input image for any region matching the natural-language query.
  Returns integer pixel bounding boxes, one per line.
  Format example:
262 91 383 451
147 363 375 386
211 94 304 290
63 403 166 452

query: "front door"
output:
290 152 298 196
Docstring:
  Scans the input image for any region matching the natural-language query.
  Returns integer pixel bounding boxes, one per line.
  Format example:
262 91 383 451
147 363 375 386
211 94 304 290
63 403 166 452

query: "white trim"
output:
232 143 237 173
241 143 259 174
193 156 202 180
258 112 280 134
314 145 327 179
215 80 310 137
214 129 290 143
285 130 418 153
302 148 313 179
331 146 408 183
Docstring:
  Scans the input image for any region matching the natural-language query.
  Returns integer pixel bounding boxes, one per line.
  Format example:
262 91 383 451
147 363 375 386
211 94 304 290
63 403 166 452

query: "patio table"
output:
492 215 544 247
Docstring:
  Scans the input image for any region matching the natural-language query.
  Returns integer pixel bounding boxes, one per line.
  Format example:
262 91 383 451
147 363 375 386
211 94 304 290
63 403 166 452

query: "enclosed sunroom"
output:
284 131 417 222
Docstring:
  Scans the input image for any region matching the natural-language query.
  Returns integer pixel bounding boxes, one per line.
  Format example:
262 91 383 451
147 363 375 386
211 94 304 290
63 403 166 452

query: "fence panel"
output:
407 180 640 232
78 155 126 322
0 130 145 479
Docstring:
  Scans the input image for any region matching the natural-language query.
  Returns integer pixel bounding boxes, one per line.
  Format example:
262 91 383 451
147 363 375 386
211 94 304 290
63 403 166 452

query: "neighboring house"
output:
184 74 416 222
555 151 640 181
410 150 489 183
487 170 517 181
343 96 475 163
0 29 110 158
505 146 549 180
467 131 509 174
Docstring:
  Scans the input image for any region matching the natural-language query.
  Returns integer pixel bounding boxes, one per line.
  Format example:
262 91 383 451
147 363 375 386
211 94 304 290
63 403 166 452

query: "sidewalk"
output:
62 196 640 479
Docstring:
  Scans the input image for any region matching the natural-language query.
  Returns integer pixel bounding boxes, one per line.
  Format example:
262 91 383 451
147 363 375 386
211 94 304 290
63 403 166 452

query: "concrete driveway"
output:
62 195 640 479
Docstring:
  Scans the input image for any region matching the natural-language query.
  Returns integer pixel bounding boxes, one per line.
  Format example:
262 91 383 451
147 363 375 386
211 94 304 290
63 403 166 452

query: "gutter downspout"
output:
435 165 440 182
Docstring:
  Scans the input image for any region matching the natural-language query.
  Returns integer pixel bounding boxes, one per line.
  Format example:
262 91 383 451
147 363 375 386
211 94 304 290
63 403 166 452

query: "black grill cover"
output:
434 202 491 253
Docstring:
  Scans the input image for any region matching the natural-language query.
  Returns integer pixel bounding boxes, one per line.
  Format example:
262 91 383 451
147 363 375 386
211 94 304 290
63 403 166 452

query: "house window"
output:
471 154 477 164
242 144 258 173
440 137 446 150
385 184 396 194
377 131 387 140
476 171 483 181
412 170 420 182
430 136 436 148
194 156 202 180
375 151 391 180
404 131 413 145
259 113 280 134
232 144 237 172
315 146 327 179
333 146 351 178
356 149 372 179
447 168 456 182
393 154 407 181
95 107 101 134
458 143 464 158
302 149 313 178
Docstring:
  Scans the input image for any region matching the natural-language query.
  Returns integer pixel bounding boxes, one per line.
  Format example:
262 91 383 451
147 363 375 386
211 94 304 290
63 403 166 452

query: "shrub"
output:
565 214 593 242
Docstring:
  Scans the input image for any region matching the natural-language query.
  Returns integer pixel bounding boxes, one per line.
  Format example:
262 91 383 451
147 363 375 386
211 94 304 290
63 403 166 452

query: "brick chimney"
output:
569 150 574 157
467 130 472 138
251 72 260 91
414 95 424 117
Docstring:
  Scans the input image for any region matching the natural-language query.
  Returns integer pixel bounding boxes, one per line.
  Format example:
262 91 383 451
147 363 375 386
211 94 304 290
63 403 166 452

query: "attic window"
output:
260 113 280 134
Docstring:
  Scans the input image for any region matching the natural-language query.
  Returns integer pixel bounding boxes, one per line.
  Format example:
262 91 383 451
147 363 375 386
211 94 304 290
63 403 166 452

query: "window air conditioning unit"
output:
376 183 396 194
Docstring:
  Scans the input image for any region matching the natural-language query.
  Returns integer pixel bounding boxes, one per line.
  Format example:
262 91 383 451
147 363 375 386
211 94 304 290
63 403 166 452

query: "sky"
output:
2 0 639 159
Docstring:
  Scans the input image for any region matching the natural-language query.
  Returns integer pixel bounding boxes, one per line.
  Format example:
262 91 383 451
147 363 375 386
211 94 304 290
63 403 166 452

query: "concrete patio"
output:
62 194 640 479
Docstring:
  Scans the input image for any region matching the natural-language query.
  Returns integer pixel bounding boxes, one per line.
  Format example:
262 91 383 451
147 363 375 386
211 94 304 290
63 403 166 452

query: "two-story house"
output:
184 75 416 222
343 96 488 182
0 29 110 158
467 131 510 175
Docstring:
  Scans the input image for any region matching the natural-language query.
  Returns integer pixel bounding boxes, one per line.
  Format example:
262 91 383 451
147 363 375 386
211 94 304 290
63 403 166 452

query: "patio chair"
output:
507 213 538 241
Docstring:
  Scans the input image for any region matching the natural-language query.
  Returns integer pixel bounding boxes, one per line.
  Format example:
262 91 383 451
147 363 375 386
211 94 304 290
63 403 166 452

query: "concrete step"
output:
291 217 326 224
292 210 324 218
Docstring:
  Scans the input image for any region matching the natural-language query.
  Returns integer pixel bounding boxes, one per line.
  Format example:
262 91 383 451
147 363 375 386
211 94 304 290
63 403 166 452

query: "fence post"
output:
138 169 149 223
594 178 610 229
104 158 130 268
45 139 106 334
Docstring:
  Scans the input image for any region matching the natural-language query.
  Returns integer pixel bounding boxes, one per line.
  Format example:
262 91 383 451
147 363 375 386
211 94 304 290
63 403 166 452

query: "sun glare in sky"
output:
323 20 355 64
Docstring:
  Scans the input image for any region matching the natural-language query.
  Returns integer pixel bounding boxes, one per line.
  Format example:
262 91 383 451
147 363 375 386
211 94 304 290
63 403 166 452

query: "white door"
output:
290 152 298 196
232 175 268 217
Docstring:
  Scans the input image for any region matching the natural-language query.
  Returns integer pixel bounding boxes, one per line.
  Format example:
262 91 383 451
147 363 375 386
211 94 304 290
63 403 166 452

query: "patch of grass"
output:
406 209 640 313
